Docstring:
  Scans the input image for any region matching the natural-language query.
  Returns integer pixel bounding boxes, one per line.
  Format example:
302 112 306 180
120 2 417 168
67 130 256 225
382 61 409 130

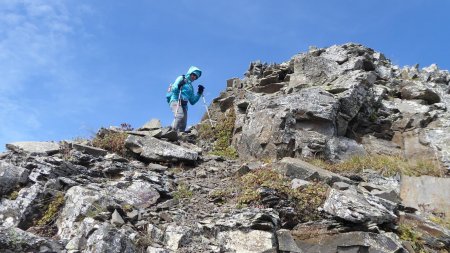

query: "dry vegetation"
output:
236 168 328 222
308 154 445 177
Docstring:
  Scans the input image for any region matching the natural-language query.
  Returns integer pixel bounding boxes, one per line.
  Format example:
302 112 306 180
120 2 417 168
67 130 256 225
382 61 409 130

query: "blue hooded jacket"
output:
168 66 202 108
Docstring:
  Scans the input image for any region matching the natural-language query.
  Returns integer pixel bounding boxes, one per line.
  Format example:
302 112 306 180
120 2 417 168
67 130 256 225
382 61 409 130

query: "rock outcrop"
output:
207 43 450 170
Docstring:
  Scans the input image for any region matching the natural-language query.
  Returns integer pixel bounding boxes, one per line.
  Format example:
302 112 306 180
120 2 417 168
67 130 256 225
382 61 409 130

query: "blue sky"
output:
1 0 450 151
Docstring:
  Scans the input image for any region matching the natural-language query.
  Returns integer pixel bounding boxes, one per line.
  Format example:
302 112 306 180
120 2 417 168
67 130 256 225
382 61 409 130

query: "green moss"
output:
35 193 65 226
237 168 328 222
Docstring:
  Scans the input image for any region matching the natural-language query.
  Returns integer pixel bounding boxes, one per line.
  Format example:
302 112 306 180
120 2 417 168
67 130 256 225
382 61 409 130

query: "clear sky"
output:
1 0 450 151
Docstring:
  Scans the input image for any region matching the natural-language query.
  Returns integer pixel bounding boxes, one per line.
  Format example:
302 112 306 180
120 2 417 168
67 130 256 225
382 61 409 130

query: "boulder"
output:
56 185 119 240
0 227 64 253
0 161 29 196
0 183 44 228
323 188 397 224
65 218 136 252
109 180 160 209
400 175 450 216
125 135 198 162
236 87 339 160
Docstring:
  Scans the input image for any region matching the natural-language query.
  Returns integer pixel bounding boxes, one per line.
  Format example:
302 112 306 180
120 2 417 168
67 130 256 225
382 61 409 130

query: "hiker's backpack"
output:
166 75 186 103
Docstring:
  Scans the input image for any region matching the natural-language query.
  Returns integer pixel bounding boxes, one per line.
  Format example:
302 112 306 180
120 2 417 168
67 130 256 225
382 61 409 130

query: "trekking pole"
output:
202 94 215 128
171 89 183 129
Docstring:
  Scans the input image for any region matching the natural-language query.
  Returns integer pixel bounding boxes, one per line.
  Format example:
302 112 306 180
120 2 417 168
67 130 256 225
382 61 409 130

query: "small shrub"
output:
237 168 328 222
122 204 134 213
35 193 65 226
7 190 19 200
173 183 193 200
309 155 444 177
398 224 426 253
198 109 238 159
209 189 234 204
429 215 450 230
92 131 128 157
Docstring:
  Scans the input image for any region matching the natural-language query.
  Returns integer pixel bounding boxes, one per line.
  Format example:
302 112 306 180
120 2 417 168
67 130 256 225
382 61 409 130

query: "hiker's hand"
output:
178 82 184 89
198 85 205 94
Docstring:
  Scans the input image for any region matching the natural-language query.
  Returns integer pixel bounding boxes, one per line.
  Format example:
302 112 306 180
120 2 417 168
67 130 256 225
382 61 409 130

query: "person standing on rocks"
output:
168 66 205 132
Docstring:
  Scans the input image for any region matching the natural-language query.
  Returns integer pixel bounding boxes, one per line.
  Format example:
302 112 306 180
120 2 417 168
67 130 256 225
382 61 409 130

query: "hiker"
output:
168 66 205 132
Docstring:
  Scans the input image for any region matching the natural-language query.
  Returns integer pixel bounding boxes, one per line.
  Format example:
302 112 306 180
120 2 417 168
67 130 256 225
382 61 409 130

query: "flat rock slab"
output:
72 143 107 157
291 231 405 253
125 135 198 162
276 157 353 185
6 142 60 155
323 188 397 224
400 175 450 216
218 230 277 253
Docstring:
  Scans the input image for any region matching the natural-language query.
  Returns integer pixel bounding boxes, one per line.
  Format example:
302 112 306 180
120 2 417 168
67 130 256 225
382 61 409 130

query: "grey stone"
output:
0 183 44 228
111 209 125 226
147 163 168 171
333 181 350 190
277 229 303 252
147 246 171 253
126 209 139 221
163 224 192 251
72 143 107 157
211 208 280 232
276 157 353 185
0 227 64 253
125 135 198 162
6 141 60 155
140 119 162 130
0 161 29 196
160 128 178 142
70 218 136 253
400 81 441 104
110 180 160 209
147 224 165 244
292 231 405 253
218 230 277 253
291 178 311 189
323 188 397 224
56 185 119 240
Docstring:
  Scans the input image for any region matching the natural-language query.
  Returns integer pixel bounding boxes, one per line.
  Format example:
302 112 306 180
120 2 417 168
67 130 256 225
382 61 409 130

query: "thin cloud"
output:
0 1 93 147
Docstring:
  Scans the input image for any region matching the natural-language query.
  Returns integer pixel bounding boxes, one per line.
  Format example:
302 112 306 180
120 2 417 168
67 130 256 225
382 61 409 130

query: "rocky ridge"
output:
0 43 450 253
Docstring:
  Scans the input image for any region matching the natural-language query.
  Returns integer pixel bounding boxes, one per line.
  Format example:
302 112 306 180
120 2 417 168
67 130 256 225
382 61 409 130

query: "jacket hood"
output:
185 66 202 80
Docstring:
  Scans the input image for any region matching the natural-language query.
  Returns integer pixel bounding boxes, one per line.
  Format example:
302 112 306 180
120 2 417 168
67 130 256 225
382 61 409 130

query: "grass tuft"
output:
308 155 444 177
35 193 65 226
